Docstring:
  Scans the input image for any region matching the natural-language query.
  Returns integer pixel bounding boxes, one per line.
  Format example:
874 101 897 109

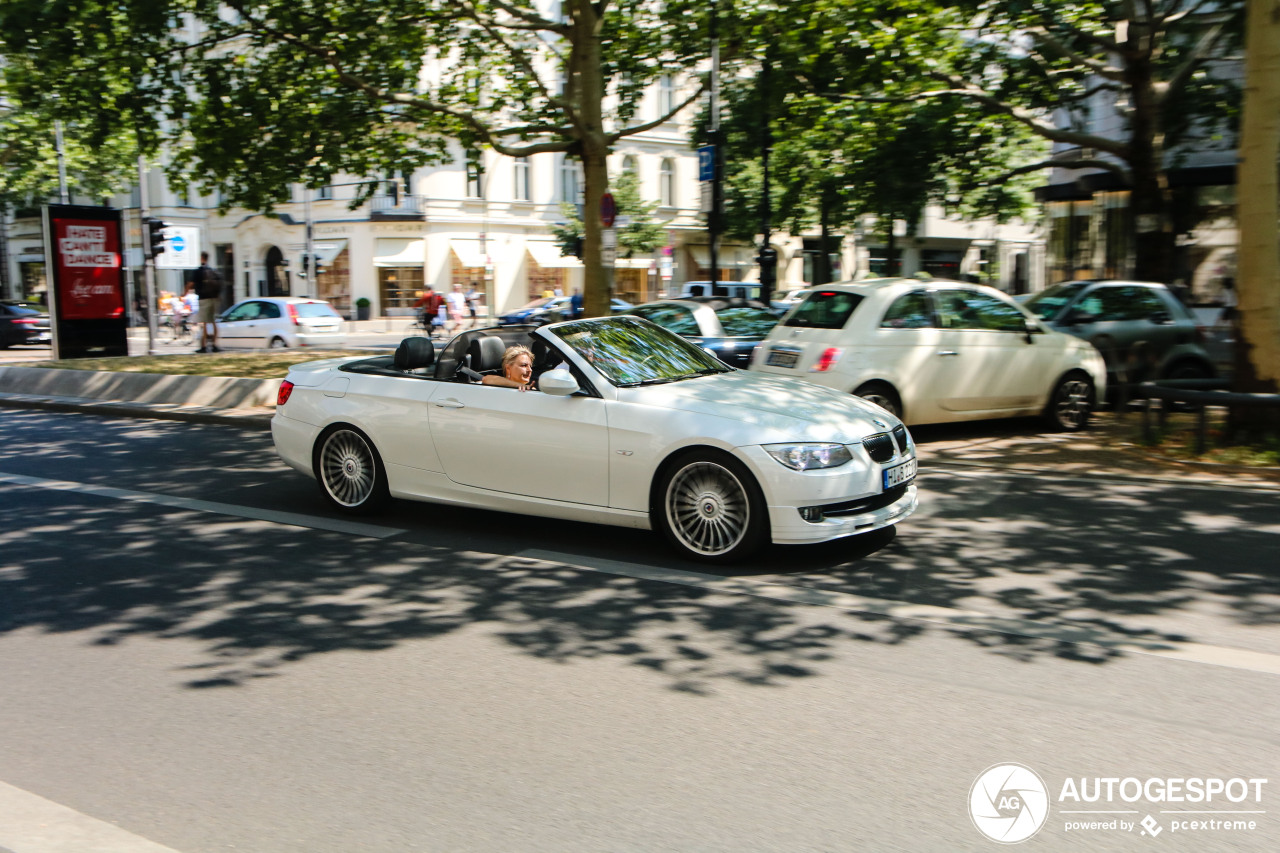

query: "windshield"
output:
1023 282 1089 320
549 316 731 387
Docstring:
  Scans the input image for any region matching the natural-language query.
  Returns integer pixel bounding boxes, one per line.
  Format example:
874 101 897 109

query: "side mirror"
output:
538 368 580 396
1149 310 1173 325
1064 309 1098 326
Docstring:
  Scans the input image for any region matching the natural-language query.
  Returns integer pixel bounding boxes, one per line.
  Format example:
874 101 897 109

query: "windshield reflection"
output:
550 316 731 387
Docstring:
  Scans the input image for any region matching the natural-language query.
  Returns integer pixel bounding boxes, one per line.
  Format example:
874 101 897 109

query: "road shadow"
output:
0 410 1277 693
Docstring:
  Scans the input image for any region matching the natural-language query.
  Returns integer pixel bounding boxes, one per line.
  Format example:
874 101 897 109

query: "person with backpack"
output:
193 251 223 353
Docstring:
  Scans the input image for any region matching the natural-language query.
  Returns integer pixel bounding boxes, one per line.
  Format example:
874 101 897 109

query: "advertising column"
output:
42 204 129 358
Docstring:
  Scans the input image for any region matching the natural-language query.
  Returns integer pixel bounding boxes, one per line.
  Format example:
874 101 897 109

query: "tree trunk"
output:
1232 0 1280 414
571 2 611 319
1125 48 1177 283
816 189 833 285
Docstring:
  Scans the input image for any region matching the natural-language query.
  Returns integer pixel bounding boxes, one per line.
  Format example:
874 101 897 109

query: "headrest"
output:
530 338 559 370
394 336 435 370
467 336 507 372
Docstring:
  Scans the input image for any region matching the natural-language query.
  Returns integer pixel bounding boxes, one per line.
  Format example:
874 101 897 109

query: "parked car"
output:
626 297 781 367
0 301 51 348
677 281 764 301
497 295 633 325
749 278 1107 431
1021 280 1216 386
771 288 811 314
217 297 346 349
272 316 918 563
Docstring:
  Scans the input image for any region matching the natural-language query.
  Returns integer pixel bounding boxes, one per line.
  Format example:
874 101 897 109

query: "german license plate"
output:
883 457 916 489
766 348 799 368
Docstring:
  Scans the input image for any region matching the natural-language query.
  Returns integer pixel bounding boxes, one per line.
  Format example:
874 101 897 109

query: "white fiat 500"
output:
750 279 1107 430
272 316 918 563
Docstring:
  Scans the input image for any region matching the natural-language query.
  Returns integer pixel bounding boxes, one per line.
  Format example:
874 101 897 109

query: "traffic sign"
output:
698 145 715 182
600 192 617 227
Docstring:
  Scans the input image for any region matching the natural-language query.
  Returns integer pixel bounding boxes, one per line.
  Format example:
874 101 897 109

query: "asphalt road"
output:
0 409 1277 852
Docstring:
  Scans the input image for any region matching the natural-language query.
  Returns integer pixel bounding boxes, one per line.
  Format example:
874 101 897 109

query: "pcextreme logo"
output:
969 764 1269 844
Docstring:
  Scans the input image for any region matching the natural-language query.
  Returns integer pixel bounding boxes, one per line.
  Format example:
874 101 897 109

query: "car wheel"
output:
655 450 768 563
269 336 288 348
314 426 389 513
1164 360 1213 411
1044 371 1094 432
853 382 902 419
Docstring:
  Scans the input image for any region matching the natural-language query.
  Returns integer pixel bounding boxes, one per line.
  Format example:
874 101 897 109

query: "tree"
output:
713 8 1042 285
1232 0 1280 399
0 1 719 317
551 169 665 259
881 0 1244 286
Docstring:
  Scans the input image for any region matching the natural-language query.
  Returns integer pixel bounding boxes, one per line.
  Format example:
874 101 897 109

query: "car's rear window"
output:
295 302 340 318
716 306 779 337
783 290 864 329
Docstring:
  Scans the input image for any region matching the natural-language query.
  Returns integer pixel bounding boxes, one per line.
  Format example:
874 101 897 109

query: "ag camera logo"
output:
970 763 1050 843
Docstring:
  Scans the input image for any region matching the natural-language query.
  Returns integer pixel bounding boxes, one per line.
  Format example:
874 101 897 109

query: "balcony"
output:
370 193 426 221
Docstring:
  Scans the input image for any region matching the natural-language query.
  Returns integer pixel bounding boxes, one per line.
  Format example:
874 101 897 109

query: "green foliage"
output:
551 171 665 259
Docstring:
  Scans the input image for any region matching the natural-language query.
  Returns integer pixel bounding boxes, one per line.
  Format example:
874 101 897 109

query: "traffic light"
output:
145 217 168 261
312 254 324 277
300 253 310 278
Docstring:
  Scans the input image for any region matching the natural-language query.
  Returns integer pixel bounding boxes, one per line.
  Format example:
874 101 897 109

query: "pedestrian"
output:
413 286 446 337
466 282 480 326
193 251 223 352
570 287 583 319
1219 277 1237 327
447 284 468 331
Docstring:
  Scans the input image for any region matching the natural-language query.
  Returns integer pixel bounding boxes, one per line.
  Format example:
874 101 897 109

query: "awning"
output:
526 241 582 269
450 240 488 270
374 238 424 267
313 239 347 266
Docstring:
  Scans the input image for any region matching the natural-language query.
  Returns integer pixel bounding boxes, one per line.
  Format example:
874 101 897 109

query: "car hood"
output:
620 370 902 444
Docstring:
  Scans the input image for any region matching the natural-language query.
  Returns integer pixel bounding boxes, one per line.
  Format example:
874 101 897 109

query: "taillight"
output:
810 347 843 372
14 318 38 326
277 380 295 406
287 304 300 325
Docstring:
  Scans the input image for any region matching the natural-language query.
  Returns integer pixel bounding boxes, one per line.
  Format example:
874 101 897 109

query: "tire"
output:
269 336 287 348
853 382 903 419
654 450 768 563
1164 360 1212 411
1044 371 1095 432
313 426 389 513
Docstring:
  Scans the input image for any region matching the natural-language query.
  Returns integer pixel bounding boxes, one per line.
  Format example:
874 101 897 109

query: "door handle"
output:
434 398 465 409
936 350 959 357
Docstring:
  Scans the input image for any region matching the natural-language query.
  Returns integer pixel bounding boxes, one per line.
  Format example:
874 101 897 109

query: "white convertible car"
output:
271 316 918 563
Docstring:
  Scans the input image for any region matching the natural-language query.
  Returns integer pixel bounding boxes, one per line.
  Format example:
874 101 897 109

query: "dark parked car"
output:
498 295 633 326
1023 280 1215 386
0 301 51 348
626 297 781 367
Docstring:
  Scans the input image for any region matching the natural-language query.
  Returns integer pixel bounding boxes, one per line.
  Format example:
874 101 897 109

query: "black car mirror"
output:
1149 310 1173 325
1064 309 1098 325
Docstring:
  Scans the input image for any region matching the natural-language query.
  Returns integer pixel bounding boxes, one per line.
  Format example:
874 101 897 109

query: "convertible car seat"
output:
465 335 507 379
530 338 560 375
393 336 435 373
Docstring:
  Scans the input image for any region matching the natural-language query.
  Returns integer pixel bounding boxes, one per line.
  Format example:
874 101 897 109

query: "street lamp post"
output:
757 56 777 303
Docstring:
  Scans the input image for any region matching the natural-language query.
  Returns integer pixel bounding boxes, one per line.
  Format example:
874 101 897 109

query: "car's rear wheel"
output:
655 450 768 563
853 382 902 419
269 336 287 348
1044 371 1094 432
314 426 389 513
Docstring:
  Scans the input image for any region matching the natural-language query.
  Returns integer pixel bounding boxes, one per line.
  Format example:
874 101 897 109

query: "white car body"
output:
749 278 1107 428
218 297 346 349
271 317 918 562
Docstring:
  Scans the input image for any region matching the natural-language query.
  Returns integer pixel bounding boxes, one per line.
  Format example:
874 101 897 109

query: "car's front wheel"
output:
654 450 768 563
1044 371 1095 432
314 425 389 513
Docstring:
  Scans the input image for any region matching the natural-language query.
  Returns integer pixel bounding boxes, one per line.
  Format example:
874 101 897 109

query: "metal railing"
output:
1139 378 1280 453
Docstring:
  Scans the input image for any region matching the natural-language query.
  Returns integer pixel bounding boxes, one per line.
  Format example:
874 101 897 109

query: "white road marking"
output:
0 472 402 540
517 549 1280 678
0 780 182 853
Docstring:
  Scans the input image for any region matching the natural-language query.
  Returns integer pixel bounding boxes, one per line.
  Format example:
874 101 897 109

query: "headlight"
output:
763 443 853 471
